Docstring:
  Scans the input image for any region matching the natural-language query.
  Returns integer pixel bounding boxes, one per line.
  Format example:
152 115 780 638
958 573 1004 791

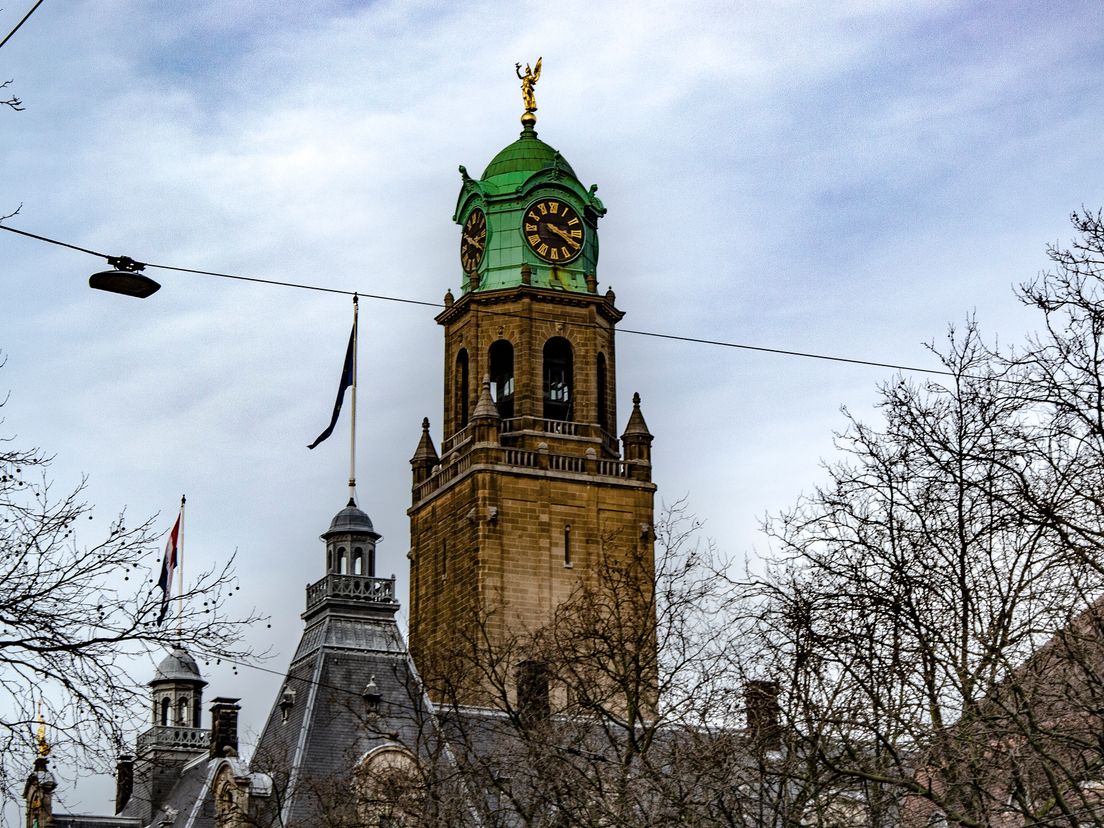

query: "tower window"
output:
368 544 376 577
597 352 608 432
455 349 470 429
517 660 550 726
353 546 363 575
563 524 572 568
338 546 347 575
543 337 573 421
489 340 515 420
160 697 170 726
178 697 190 726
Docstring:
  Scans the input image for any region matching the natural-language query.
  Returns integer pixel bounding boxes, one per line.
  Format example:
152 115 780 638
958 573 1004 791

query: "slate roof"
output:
250 577 431 827
150 647 206 686
322 500 380 539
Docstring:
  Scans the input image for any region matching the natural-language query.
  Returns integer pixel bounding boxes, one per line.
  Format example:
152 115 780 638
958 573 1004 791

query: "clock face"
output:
460 208 487 273
522 198 585 263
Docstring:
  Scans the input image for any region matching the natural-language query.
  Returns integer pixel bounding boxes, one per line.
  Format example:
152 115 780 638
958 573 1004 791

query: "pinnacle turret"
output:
472 375 501 422
621 393 654 469
410 417 440 486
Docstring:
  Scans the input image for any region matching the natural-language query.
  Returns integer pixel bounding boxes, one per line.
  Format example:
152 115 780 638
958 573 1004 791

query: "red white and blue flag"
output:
157 510 182 626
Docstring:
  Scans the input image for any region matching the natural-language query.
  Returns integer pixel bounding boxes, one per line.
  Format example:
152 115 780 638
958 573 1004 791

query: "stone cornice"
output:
436 284 624 327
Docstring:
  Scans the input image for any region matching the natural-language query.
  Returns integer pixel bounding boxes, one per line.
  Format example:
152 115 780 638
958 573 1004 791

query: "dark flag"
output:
308 317 356 449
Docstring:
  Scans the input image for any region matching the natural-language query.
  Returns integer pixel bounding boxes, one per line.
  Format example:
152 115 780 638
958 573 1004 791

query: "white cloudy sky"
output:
3 0 1104 817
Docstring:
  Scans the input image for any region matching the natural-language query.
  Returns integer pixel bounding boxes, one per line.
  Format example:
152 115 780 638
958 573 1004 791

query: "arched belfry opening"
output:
542 337 573 421
489 339 515 420
455 349 470 429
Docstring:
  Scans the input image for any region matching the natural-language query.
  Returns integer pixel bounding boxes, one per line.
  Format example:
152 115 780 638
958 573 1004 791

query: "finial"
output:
411 417 439 466
36 701 50 758
516 57 542 127
444 289 454 307
622 391 653 443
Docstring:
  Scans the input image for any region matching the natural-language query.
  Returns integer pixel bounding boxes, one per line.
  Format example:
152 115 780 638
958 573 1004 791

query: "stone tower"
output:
408 119 657 707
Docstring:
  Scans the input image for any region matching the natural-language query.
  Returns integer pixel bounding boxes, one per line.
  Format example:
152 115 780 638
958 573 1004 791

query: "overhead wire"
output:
2 221 963 379
0 0 46 51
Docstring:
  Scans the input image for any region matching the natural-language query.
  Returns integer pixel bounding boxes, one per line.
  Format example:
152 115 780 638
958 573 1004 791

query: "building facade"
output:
33 91 663 828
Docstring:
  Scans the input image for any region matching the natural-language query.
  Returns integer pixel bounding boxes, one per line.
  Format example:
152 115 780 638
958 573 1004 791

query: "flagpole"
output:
349 295 358 505
176 494 185 638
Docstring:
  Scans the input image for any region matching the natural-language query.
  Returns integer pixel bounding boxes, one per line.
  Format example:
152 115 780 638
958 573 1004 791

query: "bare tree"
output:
0 79 23 111
400 502 827 827
747 212 1104 826
0 386 263 803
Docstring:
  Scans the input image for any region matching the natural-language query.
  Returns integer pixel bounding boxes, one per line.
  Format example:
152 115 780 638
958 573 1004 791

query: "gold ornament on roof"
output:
516 57 541 127
36 701 50 757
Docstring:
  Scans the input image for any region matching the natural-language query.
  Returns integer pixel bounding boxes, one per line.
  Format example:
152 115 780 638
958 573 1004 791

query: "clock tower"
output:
408 83 656 709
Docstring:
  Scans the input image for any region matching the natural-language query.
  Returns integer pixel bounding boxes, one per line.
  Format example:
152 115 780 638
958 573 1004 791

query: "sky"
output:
3 0 1104 818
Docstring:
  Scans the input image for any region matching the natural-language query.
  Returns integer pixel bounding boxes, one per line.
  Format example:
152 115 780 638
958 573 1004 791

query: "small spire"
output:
622 392 653 440
472 375 501 421
411 418 439 465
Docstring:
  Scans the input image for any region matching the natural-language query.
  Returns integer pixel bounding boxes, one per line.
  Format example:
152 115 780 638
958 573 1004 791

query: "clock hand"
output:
463 233 485 250
548 225 580 248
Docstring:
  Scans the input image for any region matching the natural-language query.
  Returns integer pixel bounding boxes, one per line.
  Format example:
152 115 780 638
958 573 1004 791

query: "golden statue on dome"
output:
36 701 50 757
516 57 541 127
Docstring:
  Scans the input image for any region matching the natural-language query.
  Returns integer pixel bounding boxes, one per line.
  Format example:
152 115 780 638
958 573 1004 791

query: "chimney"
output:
115 754 134 813
209 697 241 759
744 680 781 752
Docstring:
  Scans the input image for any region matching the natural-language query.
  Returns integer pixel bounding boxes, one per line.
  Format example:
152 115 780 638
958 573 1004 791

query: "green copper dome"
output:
481 126 577 188
454 123 604 295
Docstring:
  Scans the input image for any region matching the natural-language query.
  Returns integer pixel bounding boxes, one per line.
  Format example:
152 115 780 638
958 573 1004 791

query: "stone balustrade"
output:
413 440 649 504
305 573 397 611
137 726 210 755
